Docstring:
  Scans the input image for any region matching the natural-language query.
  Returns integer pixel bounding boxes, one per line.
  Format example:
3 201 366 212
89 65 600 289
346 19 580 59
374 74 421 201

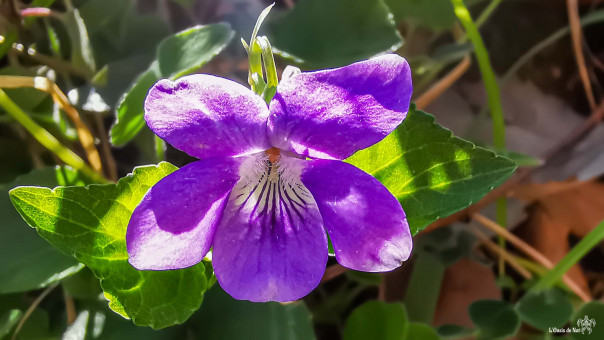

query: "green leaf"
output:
269 0 403 68
188 286 316 340
110 63 161 147
110 24 234 146
78 0 129 35
0 309 21 339
469 300 520 340
9 163 210 329
570 301 604 340
60 9 96 73
61 267 103 300
343 301 408 340
407 323 442 340
347 105 517 235
0 167 85 294
516 289 573 330
437 324 474 338
158 23 235 79
346 271 382 286
404 251 446 324
415 226 476 266
384 0 457 30
62 300 181 340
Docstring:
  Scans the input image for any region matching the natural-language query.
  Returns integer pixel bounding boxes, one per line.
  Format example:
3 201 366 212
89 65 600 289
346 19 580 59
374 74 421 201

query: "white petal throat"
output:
230 154 317 227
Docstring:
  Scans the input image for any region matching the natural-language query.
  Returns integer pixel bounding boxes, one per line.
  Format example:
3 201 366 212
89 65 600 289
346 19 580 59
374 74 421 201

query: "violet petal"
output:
145 74 271 159
127 157 241 270
301 160 412 271
268 54 412 160
212 155 328 302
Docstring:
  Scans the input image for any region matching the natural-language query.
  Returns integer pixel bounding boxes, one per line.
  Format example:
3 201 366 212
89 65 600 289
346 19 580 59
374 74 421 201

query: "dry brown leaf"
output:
511 180 604 294
513 180 604 237
522 207 590 292
433 258 501 328
510 179 587 203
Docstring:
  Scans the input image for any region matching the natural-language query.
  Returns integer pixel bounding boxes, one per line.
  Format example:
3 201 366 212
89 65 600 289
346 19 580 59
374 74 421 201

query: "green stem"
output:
451 0 508 275
416 0 504 95
533 220 604 290
475 0 503 28
451 0 506 149
457 0 505 44
0 89 108 183
154 135 166 162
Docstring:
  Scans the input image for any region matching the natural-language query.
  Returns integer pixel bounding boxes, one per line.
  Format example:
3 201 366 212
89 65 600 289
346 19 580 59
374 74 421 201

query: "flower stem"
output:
451 0 508 275
451 0 505 151
475 0 503 29
0 89 108 183
533 220 604 291
154 135 166 162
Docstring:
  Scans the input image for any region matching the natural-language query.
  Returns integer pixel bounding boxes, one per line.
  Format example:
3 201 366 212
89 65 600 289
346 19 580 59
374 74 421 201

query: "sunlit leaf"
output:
347 105 517 234
9 163 210 329
110 24 234 146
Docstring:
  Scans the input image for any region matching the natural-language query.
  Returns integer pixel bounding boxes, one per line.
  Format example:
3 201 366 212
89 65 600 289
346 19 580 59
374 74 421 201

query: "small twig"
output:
13 46 91 80
63 289 77 325
321 263 348 283
0 89 108 183
591 54 604 72
415 55 471 110
11 283 59 340
473 213 555 268
472 226 532 280
92 114 118 181
567 0 597 110
378 275 387 301
540 100 604 162
473 213 591 301
0 76 104 175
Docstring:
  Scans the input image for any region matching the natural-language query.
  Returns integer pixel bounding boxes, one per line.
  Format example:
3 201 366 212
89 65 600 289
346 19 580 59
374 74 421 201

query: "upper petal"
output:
126 157 241 270
212 154 328 302
301 160 412 272
145 74 271 159
268 54 412 160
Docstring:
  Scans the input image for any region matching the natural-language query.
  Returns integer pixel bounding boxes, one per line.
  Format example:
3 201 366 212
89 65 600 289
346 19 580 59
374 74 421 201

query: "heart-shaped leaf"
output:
347 105 517 234
9 163 210 329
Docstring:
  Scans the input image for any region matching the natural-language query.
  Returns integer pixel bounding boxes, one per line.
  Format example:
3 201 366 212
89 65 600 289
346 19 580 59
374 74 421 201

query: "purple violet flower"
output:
126 54 414 302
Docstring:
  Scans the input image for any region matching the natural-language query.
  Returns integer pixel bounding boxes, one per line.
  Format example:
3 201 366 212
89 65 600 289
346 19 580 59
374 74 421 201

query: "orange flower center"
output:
265 147 280 163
